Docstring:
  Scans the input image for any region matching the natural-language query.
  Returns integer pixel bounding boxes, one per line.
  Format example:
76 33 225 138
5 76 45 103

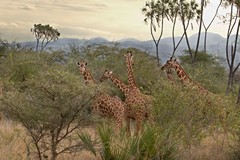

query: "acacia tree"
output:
0 59 96 160
31 24 60 52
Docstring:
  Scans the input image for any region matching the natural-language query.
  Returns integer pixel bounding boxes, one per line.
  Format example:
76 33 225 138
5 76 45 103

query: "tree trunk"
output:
204 31 207 52
51 132 58 160
226 70 234 95
226 17 240 95
150 16 163 65
194 0 204 61
36 39 39 52
155 42 160 65
181 16 193 59
237 86 240 104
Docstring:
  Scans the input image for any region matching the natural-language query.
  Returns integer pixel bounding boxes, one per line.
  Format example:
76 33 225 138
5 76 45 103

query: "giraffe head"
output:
161 57 178 71
77 61 96 84
77 61 87 74
100 70 112 82
124 50 134 65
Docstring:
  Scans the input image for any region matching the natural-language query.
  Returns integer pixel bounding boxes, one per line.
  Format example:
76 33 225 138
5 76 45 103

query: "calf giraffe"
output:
77 61 126 132
100 70 151 135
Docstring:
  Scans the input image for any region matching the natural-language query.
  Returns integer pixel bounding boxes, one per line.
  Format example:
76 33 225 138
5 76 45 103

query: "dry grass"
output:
0 119 27 160
178 132 234 160
0 118 237 160
0 119 100 160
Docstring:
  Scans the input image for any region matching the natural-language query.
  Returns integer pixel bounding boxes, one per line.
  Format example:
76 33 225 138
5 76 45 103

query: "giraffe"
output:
124 50 153 127
124 50 154 98
161 57 229 137
161 57 209 95
100 70 152 135
123 51 153 103
77 61 126 132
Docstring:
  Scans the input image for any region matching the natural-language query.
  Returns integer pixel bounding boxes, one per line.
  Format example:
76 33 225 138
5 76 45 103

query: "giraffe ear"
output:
77 62 80 66
85 62 88 66
109 71 113 74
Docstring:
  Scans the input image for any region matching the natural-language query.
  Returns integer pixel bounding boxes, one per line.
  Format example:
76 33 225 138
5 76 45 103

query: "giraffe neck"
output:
166 72 175 85
82 70 96 84
174 63 192 84
109 74 129 96
174 63 209 94
127 63 137 89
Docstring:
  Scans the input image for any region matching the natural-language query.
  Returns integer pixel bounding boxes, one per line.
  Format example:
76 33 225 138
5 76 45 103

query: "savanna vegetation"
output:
0 38 240 160
1 0 240 159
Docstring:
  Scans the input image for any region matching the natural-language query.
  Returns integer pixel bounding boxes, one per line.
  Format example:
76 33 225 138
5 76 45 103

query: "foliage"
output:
0 50 96 160
90 124 176 160
152 78 237 158
142 0 202 61
178 51 227 93
67 45 161 98
1 43 240 159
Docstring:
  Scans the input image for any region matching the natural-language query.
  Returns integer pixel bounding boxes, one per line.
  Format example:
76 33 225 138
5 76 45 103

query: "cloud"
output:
18 4 35 10
29 1 108 13
59 26 113 39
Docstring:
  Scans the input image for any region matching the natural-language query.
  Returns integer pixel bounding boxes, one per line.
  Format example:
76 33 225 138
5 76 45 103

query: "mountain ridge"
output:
20 32 236 63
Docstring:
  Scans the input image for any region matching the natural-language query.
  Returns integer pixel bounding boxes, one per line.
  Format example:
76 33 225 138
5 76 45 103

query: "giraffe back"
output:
93 92 126 130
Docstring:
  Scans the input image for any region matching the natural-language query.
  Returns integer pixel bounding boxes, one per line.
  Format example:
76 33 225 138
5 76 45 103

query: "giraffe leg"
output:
115 117 122 133
114 121 121 134
126 117 131 136
114 113 124 134
135 118 143 136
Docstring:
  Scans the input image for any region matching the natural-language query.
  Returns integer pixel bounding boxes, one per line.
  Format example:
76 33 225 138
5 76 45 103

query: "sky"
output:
0 0 232 42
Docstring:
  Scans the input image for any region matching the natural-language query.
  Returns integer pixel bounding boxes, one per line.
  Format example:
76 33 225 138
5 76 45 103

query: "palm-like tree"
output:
142 0 201 63
221 0 240 95
177 0 201 60
142 0 171 65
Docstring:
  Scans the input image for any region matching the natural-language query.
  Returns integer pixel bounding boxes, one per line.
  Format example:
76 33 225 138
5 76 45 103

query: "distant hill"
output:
21 32 235 63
